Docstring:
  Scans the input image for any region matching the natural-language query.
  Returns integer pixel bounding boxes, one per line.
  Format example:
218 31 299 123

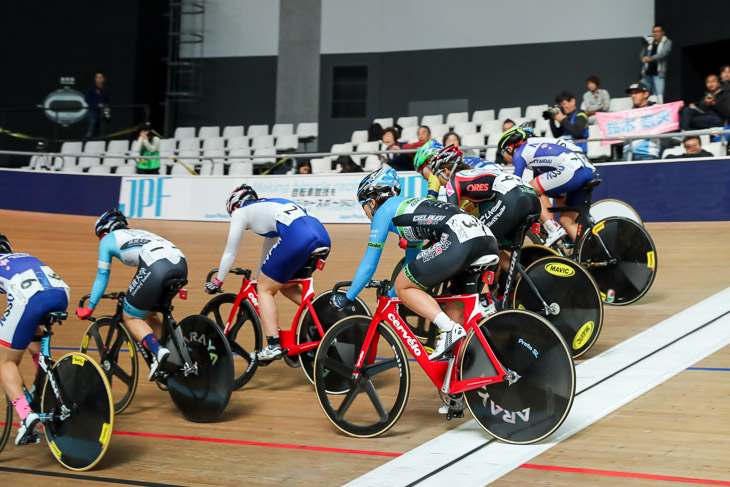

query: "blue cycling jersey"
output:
512 140 593 178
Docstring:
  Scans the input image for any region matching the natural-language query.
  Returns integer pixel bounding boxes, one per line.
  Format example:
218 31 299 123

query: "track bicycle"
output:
79 278 234 421
1 311 114 471
313 256 576 444
202 248 371 390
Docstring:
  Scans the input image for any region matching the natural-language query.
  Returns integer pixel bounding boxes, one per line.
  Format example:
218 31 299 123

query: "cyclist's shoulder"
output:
0 253 44 273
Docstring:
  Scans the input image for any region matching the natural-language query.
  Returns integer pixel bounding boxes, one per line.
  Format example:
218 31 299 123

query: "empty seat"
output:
173 127 195 140
178 138 200 152
226 136 249 151
351 130 369 145
176 149 199 171
158 138 177 154
228 147 251 163
453 121 478 137
54 141 83 169
171 164 192 176
105 140 129 167
247 124 269 137
534 118 551 136
60 164 84 173
420 114 444 127
706 141 723 157
251 135 275 149
272 123 294 137
275 134 299 152
363 155 383 171
330 143 353 155
429 124 450 142
587 125 611 160
115 165 136 175
461 133 485 157
199 160 223 176
353 141 381 164
472 109 496 125
446 112 469 128
102 154 127 167
372 117 393 128
524 104 549 122
399 126 418 143
202 137 225 151
222 125 244 139
252 146 276 165
203 148 227 165
497 107 521 121
228 161 253 176
296 122 318 140
609 97 633 112
78 156 100 168
198 126 220 139
87 165 111 174
479 120 503 135
396 116 419 128
310 158 333 173
83 140 106 154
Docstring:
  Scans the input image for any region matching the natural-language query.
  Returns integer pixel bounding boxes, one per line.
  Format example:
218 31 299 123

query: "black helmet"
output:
95 209 128 238
497 125 533 154
0 234 12 254
428 145 463 177
226 183 259 216
357 167 401 208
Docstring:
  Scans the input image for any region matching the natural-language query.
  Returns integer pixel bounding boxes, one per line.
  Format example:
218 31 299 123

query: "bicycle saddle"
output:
310 246 330 259
584 178 602 189
163 278 188 292
41 311 67 325
467 254 499 269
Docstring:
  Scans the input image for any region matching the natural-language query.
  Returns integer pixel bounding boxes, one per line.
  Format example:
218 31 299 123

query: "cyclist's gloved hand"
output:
399 237 408 249
330 293 352 311
205 278 223 295
76 306 93 320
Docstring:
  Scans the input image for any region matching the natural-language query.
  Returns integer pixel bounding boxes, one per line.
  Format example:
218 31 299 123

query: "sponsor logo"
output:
545 263 575 277
573 321 594 349
477 389 531 423
247 291 259 308
367 242 384 248
128 267 151 296
467 183 490 192
388 312 422 356
445 182 455 197
518 338 539 358
606 289 615 303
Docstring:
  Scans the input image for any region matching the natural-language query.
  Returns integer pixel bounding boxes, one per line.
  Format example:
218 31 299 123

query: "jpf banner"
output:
118 172 428 223
595 101 682 145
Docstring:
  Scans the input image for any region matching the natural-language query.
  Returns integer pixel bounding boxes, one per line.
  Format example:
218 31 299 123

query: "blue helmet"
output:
95 209 128 239
357 167 401 208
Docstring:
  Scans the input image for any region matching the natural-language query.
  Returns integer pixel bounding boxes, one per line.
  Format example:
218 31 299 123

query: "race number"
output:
276 204 306 226
446 215 486 243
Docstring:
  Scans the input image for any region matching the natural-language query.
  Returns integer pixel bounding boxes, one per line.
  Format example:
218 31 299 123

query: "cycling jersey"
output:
425 157 500 200
0 253 69 349
218 198 330 284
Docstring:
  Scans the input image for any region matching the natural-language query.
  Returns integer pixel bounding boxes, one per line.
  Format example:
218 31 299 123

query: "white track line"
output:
346 287 730 487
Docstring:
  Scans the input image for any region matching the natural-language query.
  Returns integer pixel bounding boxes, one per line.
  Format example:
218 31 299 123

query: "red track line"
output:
112 430 402 457
522 463 730 485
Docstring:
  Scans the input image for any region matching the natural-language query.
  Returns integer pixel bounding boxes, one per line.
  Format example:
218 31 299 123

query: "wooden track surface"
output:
1 209 729 486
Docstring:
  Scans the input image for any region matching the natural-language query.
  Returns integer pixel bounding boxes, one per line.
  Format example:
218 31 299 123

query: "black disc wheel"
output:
460 309 575 444
389 257 442 347
166 315 234 423
201 293 263 389
0 393 11 455
314 315 410 438
576 217 657 305
80 317 139 414
513 256 603 358
296 290 371 389
41 352 114 471
519 244 559 268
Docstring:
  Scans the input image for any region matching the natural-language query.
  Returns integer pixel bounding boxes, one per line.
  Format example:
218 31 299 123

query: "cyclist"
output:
76 210 187 380
0 234 70 445
205 184 331 363
329 168 499 360
497 124 596 245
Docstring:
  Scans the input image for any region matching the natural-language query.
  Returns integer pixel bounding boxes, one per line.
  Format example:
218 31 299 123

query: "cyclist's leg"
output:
0 347 25 409
279 283 303 305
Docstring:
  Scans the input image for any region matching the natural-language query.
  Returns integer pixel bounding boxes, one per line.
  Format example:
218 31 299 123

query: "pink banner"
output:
595 101 682 145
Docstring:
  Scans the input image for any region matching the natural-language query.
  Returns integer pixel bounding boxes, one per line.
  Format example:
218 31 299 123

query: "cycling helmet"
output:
227 184 259 216
0 234 12 254
413 139 443 172
95 209 128 239
497 125 532 154
428 145 463 177
357 167 401 208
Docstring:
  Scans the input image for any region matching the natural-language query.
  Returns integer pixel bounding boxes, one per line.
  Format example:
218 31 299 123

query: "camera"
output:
102 106 112 122
705 92 714 100
542 105 562 120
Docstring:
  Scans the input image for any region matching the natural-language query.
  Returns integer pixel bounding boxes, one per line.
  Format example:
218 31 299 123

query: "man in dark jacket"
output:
665 136 714 159
679 74 730 131
549 91 589 152
83 71 109 141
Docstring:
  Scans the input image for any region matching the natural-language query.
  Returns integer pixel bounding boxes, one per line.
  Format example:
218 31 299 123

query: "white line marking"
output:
345 288 730 487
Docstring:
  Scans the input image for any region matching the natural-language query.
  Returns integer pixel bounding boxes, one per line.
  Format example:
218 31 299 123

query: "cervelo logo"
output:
388 312 421 356
544 263 575 277
247 291 259 308
467 183 490 192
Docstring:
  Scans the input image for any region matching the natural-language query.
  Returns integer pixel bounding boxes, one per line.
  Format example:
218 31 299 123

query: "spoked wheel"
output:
591 199 642 225
314 315 410 438
41 352 114 471
167 315 234 423
460 309 575 444
389 257 441 347
576 217 657 305
80 317 139 414
201 294 263 389
514 256 603 358
0 392 11 455
296 290 371 388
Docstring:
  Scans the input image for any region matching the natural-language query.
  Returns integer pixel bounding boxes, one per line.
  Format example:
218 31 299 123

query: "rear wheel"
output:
513 256 603 358
591 199 642 225
314 315 410 438
460 309 575 444
201 294 263 389
41 352 114 471
0 393 11 455
576 217 657 305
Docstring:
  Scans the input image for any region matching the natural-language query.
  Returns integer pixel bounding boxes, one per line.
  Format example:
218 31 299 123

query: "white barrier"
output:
117 172 430 223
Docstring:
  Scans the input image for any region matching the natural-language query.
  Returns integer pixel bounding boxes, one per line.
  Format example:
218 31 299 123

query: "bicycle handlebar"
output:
205 267 251 283
333 279 391 297
78 292 125 322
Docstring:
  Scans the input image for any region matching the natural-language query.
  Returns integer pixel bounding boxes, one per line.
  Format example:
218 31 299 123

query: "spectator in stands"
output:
622 82 660 160
679 74 730 131
131 123 161 175
640 25 672 97
297 162 311 174
582 75 611 124
83 71 109 142
380 126 411 171
720 65 730 89
665 136 714 159
367 122 384 142
335 155 363 173
548 91 589 152
442 132 461 147
495 119 516 165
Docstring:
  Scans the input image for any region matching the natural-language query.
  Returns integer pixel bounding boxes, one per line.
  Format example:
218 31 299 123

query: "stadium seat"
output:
87 165 111 174
587 125 612 160
497 107 521 121
351 130 369 145
158 138 177 154
372 117 393 128
310 158 333 173
472 109 496 126
226 136 249 151
171 163 192 175
173 127 195 140
115 165 136 175
524 104 549 122
275 134 299 152
429 124 449 142
609 97 633 112
461 133 485 157
479 120 503 135
446 112 469 128
178 138 200 152
421 114 444 127
706 141 723 157
202 137 225 151
198 126 220 139
399 126 418 143
296 122 318 141
53 141 83 170
203 148 227 166
353 141 380 165
396 116 419 128
453 122 478 137
228 161 253 176
247 124 269 137
228 147 251 163
253 146 276 165
363 155 382 171
251 135 275 149
222 125 244 139
661 146 684 159
78 156 100 168
272 123 294 137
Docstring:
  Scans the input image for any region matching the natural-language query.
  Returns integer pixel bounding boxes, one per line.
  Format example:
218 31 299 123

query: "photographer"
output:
679 74 730 131
546 91 588 152
83 71 110 142
131 123 161 174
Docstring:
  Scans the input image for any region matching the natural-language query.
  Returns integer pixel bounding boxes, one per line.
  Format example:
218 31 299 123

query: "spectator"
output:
494 119 516 165
386 125 431 171
297 162 312 174
335 155 363 173
380 126 411 171
720 65 730 89
679 74 730 131
442 132 461 147
622 82 660 160
403 125 431 148
640 25 672 97
367 122 384 142
549 91 589 152
131 123 161 175
581 75 611 124
83 71 109 142
665 136 714 159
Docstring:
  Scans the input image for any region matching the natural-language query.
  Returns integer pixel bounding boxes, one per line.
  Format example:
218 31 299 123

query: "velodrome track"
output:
1 209 730 486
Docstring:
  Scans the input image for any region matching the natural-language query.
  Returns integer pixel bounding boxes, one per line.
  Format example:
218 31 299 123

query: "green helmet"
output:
497 125 533 154
413 139 443 171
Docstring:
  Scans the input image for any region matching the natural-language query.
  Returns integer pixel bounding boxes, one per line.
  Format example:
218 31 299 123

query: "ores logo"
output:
467 183 490 192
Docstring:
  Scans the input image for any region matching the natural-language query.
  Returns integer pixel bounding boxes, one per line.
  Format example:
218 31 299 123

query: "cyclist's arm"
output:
345 208 392 301
426 173 441 199
88 235 116 309
217 209 247 281
511 149 528 178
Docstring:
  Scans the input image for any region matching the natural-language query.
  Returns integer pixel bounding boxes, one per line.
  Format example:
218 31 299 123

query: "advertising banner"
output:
595 101 682 145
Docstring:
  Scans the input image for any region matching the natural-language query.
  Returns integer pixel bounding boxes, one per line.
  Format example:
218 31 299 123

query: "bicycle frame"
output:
224 275 326 356
352 293 511 395
27 327 72 423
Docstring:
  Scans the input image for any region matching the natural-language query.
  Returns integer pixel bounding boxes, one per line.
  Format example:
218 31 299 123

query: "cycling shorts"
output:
534 165 594 205
261 216 331 284
0 288 69 350
480 189 542 244
125 256 188 319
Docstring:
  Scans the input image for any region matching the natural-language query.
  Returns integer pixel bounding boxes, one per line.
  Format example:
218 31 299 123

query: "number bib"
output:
492 174 526 195
445 214 487 243
276 203 307 226
140 242 184 266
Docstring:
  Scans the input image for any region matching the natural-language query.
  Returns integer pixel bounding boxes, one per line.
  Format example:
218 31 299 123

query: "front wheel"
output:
459 309 575 444
0 393 11 455
41 352 114 471
576 217 657 305
314 315 410 438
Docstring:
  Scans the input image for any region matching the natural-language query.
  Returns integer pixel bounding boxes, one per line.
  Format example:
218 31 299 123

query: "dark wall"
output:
0 1 167 164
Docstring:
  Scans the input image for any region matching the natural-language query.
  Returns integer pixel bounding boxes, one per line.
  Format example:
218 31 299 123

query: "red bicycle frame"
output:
222 275 327 357
353 292 511 395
